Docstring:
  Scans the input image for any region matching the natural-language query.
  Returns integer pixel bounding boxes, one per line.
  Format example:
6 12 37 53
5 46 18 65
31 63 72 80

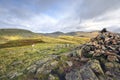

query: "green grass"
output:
0 43 75 78
0 34 90 79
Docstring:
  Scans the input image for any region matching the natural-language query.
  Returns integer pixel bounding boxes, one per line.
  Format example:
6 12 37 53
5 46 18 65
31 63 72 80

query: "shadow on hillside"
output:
0 39 45 49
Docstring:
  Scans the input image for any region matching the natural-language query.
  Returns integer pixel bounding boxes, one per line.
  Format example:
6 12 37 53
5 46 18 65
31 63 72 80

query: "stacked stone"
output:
82 28 120 62
66 29 120 80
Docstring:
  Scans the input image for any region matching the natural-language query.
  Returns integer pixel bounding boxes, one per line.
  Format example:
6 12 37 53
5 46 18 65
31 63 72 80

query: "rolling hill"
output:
0 28 40 37
0 28 99 38
0 28 90 48
0 29 41 43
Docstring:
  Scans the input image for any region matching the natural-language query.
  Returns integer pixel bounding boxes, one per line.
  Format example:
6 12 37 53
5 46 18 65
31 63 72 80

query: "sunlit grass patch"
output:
2 36 23 40
58 35 90 44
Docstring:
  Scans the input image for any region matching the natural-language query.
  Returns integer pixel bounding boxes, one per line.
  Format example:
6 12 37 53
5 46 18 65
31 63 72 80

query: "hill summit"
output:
66 28 120 80
0 28 39 37
81 28 120 61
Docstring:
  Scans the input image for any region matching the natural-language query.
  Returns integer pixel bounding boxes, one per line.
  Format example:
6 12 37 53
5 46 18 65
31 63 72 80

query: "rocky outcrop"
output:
65 29 120 80
25 29 119 80
66 59 120 80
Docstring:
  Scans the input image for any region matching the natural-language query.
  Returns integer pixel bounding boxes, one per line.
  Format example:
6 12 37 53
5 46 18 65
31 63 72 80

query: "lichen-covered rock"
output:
89 60 104 75
66 59 120 80
27 64 37 73
104 62 120 80
66 61 73 67
7 71 23 79
65 69 82 80
66 61 99 80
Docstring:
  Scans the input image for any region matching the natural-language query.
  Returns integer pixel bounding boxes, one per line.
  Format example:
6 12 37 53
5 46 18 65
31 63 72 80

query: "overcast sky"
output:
0 0 120 33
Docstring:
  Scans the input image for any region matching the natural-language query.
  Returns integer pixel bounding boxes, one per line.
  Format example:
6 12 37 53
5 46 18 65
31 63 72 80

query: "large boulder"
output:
66 59 120 80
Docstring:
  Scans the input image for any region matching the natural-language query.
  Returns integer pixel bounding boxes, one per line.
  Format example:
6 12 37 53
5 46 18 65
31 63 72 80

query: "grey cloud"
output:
0 0 69 21
60 0 120 32
107 26 120 33
76 0 120 19
0 0 120 32
1 0 120 19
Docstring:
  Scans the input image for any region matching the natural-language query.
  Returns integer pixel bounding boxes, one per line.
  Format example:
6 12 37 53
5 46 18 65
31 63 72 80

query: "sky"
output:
0 0 120 33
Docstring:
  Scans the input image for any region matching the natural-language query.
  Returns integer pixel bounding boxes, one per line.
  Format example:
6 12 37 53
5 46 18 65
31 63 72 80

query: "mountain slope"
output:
0 29 39 37
0 29 41 43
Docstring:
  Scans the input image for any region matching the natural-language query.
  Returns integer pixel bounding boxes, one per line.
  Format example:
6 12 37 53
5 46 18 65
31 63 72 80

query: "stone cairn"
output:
81 28 120 62
65 29 120 80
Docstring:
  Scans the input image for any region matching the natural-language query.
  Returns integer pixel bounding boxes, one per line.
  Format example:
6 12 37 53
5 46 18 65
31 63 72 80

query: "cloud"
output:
0 12 59 32
80 8 120 31
76 0 120 19
58 0 120 32
0 0 120 33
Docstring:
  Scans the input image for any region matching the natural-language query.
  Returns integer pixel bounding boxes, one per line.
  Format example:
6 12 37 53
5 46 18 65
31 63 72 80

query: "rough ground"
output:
26 29 120 80
0 29 119 80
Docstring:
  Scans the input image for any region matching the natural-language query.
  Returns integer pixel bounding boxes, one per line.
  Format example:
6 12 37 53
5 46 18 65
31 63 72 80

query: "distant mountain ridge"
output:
43 31 99 38
1 28 119 38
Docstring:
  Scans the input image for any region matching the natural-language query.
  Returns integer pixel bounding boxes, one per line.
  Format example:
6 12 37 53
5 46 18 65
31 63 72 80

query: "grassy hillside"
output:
0 29 90 48
0 29 37 36
0 35 89 49
0 29 40 43
0 29 91 79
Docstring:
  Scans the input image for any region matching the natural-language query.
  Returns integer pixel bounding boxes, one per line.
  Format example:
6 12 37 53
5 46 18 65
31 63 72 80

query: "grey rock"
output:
7 71 23 79
66 64 99 80
11 60 23 66
66 58 120 80
66 69 82 80
27 65 37 73
48 74 59 80
66 61 73 67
